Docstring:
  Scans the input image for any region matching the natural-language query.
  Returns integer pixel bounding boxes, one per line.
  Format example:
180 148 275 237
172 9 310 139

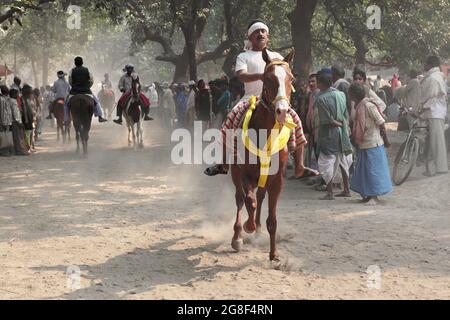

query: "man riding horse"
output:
102 73 113 89
204 20 317 179
65 57 107 123
46 70 70 120
113 64 152 125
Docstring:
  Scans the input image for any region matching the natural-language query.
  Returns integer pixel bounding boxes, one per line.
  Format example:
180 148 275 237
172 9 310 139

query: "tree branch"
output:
0 0 55 24
197 39 232 64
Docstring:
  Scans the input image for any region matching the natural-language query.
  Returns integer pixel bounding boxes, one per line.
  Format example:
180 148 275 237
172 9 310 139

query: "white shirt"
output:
235 49 283 98
421 67 448 120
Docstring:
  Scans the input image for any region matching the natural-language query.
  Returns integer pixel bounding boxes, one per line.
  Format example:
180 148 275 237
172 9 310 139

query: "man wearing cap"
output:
102 73 113 89
46 70 70 120
113 64 151 125
204 20 315 179
67 57 107 123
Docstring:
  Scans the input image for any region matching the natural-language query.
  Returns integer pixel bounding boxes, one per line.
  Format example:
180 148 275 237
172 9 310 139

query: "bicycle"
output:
392 107 429 186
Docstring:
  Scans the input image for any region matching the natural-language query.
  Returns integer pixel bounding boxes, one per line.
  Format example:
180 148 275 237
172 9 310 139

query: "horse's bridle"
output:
262 60 293 110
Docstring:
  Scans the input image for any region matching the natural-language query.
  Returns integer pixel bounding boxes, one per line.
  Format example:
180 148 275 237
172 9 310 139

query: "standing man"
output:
305 73 320 169
186 80 197 131
10 76 22 94
420 55 448 176
195 80 212 132
204 20 312 179
332 64 352 118
316 69 353 200
0 85 13 156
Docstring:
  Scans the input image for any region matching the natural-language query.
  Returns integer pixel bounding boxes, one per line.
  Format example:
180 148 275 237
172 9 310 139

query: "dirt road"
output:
1 121 449 299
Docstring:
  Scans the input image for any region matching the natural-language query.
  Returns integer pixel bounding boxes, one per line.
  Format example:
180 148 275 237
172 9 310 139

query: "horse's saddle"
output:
102 89 115 97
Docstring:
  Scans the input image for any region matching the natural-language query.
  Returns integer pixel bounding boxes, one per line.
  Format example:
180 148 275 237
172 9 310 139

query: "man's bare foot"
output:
361 197 372 203
295 166 305 178
335 192 351 198
319 193 334 200
292 167 320 180
364 198 378 206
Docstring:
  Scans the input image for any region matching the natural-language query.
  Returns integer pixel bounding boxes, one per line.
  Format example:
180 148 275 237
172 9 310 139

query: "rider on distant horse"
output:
113 64 151 125
102 73 113 89
46 70 70 120
204 20 315 179
65 56 107 123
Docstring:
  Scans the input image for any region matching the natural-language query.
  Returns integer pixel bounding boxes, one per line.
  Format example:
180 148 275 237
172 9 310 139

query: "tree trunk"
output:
352 33 367 66
30 56 39 88
182 27 198 82
42 45 49 87
173 50 190 83
288 0 318 79
13 46 17 77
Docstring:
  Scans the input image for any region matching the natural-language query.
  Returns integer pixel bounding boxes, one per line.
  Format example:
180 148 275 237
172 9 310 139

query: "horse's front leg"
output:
127 125 132 147
255 188 266 235
232 189 245 252
67 124 71 143
132 125 137 150
267 179 282 264
138 121 144 149
243 181 258 234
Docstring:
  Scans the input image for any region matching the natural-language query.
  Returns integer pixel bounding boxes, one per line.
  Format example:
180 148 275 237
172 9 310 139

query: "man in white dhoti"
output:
419 55 448 176
316 69 353 200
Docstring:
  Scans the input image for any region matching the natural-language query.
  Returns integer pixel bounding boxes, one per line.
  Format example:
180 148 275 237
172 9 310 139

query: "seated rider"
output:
102 73 113 90
66 56 107 123
46 70 70 119
203 20 318 179
113 64 152 125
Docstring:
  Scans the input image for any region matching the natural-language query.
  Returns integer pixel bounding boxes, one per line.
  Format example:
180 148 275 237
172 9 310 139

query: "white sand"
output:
0 121 449 300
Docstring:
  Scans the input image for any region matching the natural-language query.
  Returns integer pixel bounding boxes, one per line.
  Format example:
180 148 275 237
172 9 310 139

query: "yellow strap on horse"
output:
241 96 297 188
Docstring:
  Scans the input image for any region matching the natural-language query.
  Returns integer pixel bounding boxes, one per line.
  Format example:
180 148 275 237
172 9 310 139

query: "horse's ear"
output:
284 49 295 64
262 48 272 65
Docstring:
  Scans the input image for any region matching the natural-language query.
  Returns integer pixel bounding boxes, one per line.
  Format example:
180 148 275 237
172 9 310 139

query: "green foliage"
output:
1 0 448 82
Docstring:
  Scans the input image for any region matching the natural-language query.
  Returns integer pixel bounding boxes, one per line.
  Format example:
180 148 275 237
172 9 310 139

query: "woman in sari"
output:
348 83 393 205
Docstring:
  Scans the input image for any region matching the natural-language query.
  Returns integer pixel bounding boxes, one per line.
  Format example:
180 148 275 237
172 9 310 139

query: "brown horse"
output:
230 48 295 266
98 85 115 119
123 76 144 149
69 95 95 156
52 99 71 143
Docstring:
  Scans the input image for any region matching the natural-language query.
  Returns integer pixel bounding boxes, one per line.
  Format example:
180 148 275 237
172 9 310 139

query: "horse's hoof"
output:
270 256 282 270
231 238 243 252
243 221 256 234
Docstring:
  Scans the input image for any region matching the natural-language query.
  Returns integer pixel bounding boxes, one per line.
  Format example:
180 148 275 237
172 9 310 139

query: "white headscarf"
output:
244 22 269 51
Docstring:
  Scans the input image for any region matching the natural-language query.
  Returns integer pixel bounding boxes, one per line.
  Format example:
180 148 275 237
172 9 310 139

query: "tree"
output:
288 0 318 78
0 0 56 26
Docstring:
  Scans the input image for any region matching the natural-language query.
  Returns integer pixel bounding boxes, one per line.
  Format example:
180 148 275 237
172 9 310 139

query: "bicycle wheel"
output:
392 138 420 186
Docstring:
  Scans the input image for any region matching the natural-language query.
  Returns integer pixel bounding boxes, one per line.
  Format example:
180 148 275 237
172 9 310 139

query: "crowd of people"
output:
147 76 244 132
202 20 449 205
1 19 448 207
0 76 44 156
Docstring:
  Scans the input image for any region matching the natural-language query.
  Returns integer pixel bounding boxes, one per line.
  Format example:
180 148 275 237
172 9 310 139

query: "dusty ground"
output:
0 120 449 300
